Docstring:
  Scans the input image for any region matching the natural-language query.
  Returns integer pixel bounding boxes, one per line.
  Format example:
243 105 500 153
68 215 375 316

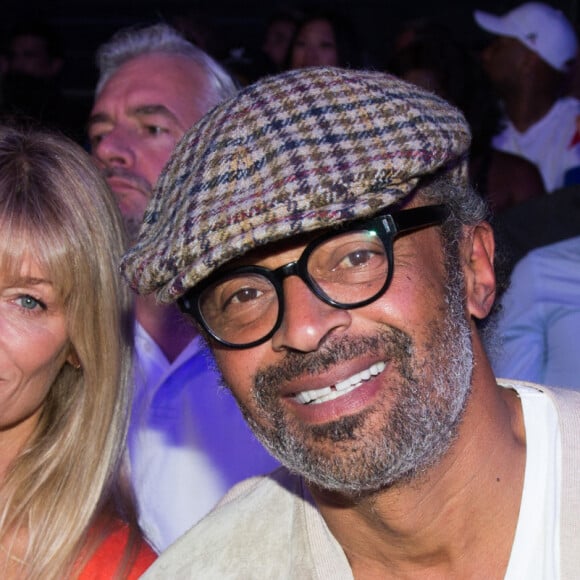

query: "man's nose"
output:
92 127 136 168
271 276 351 353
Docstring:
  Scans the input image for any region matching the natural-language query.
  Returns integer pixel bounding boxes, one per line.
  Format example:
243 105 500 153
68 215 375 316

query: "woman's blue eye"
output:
18 295 43 310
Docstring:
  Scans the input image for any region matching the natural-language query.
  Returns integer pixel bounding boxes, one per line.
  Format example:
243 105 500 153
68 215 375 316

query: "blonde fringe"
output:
0 125 137 579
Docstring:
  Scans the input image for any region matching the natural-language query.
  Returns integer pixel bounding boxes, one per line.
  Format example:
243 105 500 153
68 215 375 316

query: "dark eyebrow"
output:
87 104 181 130
87 111 110 128
131 104 181 124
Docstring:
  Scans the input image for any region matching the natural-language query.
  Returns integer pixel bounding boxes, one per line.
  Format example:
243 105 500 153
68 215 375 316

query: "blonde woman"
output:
0 124 155 579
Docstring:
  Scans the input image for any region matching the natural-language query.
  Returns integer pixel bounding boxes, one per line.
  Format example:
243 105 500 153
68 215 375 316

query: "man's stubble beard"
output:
219 247 474 498
102 167 153 246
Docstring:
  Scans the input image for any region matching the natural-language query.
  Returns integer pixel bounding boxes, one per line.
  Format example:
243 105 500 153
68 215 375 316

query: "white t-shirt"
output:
492 97 580 192
504 382 561 579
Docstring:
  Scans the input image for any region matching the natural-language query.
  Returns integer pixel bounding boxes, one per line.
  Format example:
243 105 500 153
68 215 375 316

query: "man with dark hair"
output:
0 19 77 137
123 67 580 577
2 19 63 79
475 2 580 192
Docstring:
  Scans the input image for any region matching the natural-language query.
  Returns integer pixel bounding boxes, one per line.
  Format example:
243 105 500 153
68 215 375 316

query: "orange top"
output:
77 522 156 579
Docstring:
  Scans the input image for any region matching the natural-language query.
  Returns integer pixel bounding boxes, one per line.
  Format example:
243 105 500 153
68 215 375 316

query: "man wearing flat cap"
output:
123 67 580 578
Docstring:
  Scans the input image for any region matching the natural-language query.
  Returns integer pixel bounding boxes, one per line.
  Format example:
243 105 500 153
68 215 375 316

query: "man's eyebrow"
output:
131 104 180 122
87 111 110 128
87 104 181 130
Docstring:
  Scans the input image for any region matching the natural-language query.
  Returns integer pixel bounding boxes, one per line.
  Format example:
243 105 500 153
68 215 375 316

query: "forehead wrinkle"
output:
131 103 180 121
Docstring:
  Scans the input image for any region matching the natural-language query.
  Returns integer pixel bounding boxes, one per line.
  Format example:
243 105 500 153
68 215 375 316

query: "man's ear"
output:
462 222 496 319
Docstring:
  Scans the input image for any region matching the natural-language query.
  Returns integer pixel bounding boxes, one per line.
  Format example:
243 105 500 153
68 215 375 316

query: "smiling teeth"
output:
293 362 386 405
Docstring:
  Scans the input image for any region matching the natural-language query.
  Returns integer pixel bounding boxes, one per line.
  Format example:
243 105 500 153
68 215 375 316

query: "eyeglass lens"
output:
198 228 389 346
182 204 449 348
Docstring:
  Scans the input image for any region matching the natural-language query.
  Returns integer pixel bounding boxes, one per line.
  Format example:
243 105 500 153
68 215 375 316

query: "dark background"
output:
2 0 579 133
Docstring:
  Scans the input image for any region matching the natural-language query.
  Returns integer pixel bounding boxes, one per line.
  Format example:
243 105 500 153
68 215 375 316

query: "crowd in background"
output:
2 3 580 206
1 1 580 576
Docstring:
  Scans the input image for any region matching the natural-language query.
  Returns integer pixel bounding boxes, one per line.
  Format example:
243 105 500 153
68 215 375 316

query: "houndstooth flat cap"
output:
121 67 471 303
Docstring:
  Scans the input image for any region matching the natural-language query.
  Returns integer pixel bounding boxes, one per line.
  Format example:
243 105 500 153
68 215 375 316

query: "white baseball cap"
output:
474 2 578 72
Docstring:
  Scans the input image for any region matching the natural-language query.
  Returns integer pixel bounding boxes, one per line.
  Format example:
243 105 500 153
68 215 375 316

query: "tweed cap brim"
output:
121 67 471 303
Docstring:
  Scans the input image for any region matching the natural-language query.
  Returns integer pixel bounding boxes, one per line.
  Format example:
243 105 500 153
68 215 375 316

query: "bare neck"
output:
135 294 198 363
309 342 526 579
502 84 561 133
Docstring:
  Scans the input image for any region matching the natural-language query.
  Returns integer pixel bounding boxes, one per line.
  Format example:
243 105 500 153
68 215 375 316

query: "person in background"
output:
223 8 300 86
88 23 278 552
475 1 580 192
122 67 580 578
261 9 299 72
492 235 580 390
0 124 155 579
0 20 85 142
1 19 63 79
287 8 362 69
387 20 545 213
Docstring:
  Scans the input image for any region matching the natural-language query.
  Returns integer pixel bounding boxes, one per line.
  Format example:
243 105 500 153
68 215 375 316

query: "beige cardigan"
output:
143 382 580 579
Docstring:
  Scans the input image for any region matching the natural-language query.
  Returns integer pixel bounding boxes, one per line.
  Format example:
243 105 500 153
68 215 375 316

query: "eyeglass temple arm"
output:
384 204 449 236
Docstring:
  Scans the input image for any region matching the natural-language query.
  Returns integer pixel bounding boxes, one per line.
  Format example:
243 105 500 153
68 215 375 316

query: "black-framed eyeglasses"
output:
178 204 449 349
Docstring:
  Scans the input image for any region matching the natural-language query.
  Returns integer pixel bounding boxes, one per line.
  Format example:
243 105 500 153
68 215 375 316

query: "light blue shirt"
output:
128 324 279 551
493 236 580 389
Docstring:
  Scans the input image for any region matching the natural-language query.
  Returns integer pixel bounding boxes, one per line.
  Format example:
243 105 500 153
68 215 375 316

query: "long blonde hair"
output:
0 124 135 578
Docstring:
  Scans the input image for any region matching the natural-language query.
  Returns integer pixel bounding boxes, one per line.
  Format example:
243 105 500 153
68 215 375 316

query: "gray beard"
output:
221 257 474 497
